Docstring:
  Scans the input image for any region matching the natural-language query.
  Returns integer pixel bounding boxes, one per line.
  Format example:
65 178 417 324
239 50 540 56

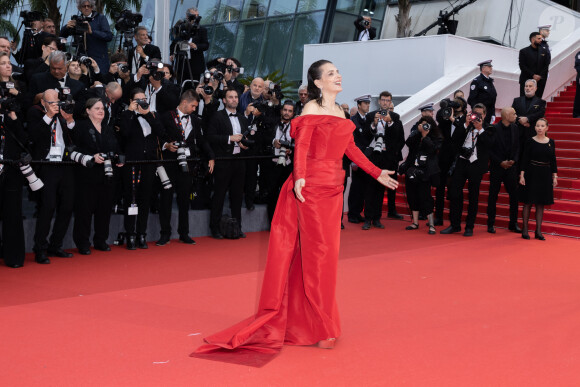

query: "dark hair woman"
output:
403 116 443 234
192 60 398 359
72 98 122 254
519 118 557 240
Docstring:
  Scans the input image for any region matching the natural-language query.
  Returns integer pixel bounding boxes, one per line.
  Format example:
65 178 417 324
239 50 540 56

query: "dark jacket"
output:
405 131 442 183
519 45 551 84
489 121 520 167
28 72 84 103
119 110 165 161
366 110 405 167
126 78 181 115
72 119 120 183
160 110 214 161
26 105 75 161
351 112 374 151
467 73 497 116
127 44 162 73
206 109 250 159
436 111 467 169
354 17 377 41
169 25 209 78
457 124 495 175
512 95 546 140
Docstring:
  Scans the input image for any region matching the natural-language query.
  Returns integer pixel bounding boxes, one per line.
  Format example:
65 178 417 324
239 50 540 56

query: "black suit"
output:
159 110 215 237
127 78 181 115
512 95 546 150
467 74 497 126
206 109 249 233
128 44 162 74
27 106 76 253
170 26 209 83
519 44 550 98
28 73 84 104
347 112 373 221
447 124 494 230
354 17 376 41
486 121 520 228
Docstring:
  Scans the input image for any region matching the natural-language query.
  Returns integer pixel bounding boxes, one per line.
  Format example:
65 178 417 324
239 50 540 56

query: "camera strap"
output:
131 165 141 205
50 117 57 146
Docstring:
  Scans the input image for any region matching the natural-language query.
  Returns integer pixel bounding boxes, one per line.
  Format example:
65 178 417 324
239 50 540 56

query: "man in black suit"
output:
27 89 77 263
486 107 521 234
170 7 209 84
128 62 181 115
23 36 58 83
74 82 123 127
29 51 84 105
468 60 497 126
128 26 162 74
512 79 546 148
441 103 494 237
207 88 249 239
354 16 376 41
519 32 550 98
157 90 215 246
347 94 373 224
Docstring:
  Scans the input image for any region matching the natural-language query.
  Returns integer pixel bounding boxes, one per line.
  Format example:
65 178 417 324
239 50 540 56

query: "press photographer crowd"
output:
0 1 559 268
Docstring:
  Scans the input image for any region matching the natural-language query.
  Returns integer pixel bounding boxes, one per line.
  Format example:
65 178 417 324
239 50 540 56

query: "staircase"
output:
388 82 580 238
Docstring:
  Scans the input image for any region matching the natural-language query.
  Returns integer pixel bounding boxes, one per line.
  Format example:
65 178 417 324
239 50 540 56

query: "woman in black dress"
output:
519 118 557 240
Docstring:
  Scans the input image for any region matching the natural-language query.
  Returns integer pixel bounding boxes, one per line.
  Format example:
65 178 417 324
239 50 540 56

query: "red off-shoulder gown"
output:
192 115 381 357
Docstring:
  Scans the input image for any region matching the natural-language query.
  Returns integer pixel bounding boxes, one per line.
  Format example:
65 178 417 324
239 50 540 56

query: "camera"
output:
146 60 165 81
20 10 43 28
174 141 190 173
173 14 201 42
421 123 431 131
225 64 244 75
68 146 95 167
17 153 44 191
77 55 93 67
460 146 474 159
135 98 149 109
373 134 385 153
187 13 202 25
71 14 94 34
201 71 214 95
378 109 390 117
277 140 294 165
156 165 172 189
241 129 255 148
253 100 273 114
439 98 461 120
0 82 20 114
469 111 483 123
359 19 370 27
118 63 130 73
267 83 284 100
114 9 143 32
57 87 75 114
212 70 224 82
100 152 125 180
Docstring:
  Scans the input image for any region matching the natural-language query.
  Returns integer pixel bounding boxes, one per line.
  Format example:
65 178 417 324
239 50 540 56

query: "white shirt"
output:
227 109 241 154
460 128 484 163
43 114 74 158
177 108 192 139
146 84 162 112
136 112 152 137
273 122 292 162
358 29 370 41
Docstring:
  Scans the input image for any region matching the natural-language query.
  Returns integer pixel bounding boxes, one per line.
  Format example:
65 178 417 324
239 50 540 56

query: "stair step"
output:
542 117 580 125
549 102 574 108
556 148 580 158
549 124 580 132
557 158 580 169
549 132 580 141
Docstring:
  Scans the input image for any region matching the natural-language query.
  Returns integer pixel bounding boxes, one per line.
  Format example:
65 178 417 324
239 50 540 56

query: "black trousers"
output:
244 158 258 207
122 164 155 236
34 165 75 252
258 158 275 201
159 164 193 237
348 167 367 219
0 168 25 266
435 156 454 220
363 172 385 221
405 174 434 215
448 158 484 229
487 164 519 226
73 176 115 249
210 158 245 232
267 162 292 222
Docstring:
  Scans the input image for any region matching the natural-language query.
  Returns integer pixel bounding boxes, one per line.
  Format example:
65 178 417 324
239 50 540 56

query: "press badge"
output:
184 147 191 157
49 146 62 162
128 204 139 215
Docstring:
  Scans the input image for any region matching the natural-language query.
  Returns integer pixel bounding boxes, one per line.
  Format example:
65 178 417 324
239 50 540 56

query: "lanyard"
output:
131 166 141 204
171 110 192 142
50 117 57 146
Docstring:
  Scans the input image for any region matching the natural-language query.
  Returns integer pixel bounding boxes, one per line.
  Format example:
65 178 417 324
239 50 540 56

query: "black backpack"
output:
220 216 241 239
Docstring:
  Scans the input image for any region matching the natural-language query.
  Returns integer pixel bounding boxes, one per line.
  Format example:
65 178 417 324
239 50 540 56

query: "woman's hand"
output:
294 178 305 203
93 153 104 164
519 175 525 186
377 170 398 190
553 176 558 187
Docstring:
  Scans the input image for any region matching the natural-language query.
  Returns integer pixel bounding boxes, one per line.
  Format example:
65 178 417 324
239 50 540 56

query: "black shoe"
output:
156 234 171 246
211 231 224 239
440 226 461 234
463 228 473 237
362 221 371 230
247 204 255 211
179 235 196 245
428 225 436 235
93 242 111 252
372 220 385 229
137 234 148 249
6 263 23 268
387 212 404 220
522 232 530 240
78 247 91 255
405 223 419 230
35 251 51 264
433 218 444 226
487 226 496 234
535 232 546 241
126 235 137 250
239 231 247 238
341 223 345 230
509 224 522 233
47 248 73 258
347 217 361 224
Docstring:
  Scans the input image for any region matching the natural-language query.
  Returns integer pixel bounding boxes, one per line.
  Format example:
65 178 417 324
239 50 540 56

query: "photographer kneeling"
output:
401 116 442 234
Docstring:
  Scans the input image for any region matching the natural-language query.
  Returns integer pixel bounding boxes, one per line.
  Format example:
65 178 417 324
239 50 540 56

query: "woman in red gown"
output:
193 60 398 357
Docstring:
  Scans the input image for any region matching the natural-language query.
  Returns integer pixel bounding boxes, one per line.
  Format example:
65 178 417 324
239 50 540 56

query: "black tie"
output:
181 115 190 120
58 78 65 82
229 113 237 117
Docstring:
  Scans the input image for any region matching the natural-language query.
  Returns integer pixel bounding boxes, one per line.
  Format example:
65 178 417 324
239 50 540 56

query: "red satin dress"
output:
193 115 381 356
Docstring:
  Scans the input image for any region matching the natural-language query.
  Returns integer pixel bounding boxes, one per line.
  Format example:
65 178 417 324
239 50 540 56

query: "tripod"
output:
173 43 196 88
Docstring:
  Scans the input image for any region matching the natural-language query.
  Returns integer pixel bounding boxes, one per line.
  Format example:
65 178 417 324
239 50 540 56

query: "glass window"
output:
296 0 327 13
256 17 293 75
171 0 194 26
268 0 298 16
242 0 269 19
208 23 238 62
284 11 324 80
218 0 243 22
198 0 219 25
366 0 387 18
329 12 358 43
233 20 265 75
336 0 362 14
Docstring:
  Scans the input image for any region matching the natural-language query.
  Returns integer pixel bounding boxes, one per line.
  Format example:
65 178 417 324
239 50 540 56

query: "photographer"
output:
207 57 245 97
119 88 164 250
67 56 102 88
0 52 26 113
402 116 442 234
0 36 23 75
0 53 28 268
354 16 376 41
366 91 405 222
27 89 76 263
195 67 222 126
434 96 467 225
129 60 180 115
14 11 44 64
128 26 161 74
441 103 494 237
170 7 209 84
158 90 215 246
60 0 113 73
267 101 295 222
238 77 265 118
23 36 58 83
72 98 122 255
29 51 84 105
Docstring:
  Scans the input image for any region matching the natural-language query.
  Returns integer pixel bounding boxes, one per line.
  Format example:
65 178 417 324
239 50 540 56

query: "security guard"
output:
537 25 552 98
467 60 497 126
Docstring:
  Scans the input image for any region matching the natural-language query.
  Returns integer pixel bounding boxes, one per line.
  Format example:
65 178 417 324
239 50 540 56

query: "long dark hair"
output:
307 59 331 106
418 116 443 139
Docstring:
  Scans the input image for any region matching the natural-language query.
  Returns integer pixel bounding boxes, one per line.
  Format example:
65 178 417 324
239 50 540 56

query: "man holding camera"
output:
27 89 76 263
29 51 84 105
519 32 551 99
486 107 521 234
365 91 405 224
60 0 112 73
207 89 249 239
441 103 494 236
158 90 215 246
239 77 265 118
354 16 376 41
23 36 58 83
468 60 497 126
130 61 180 115
128 26 161 74
171 7 209 84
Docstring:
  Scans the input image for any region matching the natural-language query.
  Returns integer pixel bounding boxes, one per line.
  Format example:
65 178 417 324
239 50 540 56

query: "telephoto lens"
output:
175 142 189 173
373 136 384 153
20 164 44 191
277 147 287 165
70 150 95 167
100 153 114 179
156 165 173 189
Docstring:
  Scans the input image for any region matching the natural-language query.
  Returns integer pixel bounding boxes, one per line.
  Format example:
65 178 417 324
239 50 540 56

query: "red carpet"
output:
1 222 580 386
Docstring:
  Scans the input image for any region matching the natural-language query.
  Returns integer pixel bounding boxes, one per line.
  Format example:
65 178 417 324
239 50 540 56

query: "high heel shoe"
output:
535 232 545 241
521 231 530 240
317 338 336 349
